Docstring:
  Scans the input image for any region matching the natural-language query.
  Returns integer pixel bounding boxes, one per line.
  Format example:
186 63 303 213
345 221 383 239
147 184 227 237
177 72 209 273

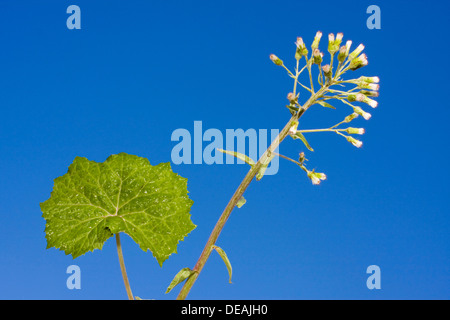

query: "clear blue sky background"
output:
0 0 448 300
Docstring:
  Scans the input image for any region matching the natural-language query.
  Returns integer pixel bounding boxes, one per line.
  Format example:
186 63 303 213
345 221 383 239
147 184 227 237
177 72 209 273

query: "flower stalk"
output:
175 31 379 299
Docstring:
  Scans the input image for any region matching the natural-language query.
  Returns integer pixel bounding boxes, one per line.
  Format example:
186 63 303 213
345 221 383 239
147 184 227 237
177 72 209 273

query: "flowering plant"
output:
173 31 380 299
41 31 379 300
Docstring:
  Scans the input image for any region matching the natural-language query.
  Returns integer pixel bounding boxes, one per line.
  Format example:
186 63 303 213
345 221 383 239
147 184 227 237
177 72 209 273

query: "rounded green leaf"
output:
40 153 195 266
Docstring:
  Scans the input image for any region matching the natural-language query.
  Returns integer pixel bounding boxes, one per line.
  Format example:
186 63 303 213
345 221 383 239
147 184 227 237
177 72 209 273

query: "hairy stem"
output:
176 84 330 300
116 233 134 300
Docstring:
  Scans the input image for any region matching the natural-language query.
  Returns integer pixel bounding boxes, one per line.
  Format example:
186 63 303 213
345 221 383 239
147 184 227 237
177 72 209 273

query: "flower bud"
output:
353 106 372 120
313 48 323 64
295 37 309 60
348 44 365 61
270 54 283 66
357 82 379 91
346 136 363 148
349 53 368 70
348 93 378 108
328 32 343 55
328 33 336 54
289 121 299 135
287 92 297 103
322 64 332 79
347 94 361 102
345 40 352 55
311 31 322 50
360 76 380 83
335 33 343 45
307 170 327 185
328 33 335 43
344 113 359 123
363 96 378 108
359 90 379 97
337 45 348 63
298 152 306 164
345 127 365 135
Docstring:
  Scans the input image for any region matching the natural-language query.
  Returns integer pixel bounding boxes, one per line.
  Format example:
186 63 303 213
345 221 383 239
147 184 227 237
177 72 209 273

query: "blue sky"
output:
0 0 449 299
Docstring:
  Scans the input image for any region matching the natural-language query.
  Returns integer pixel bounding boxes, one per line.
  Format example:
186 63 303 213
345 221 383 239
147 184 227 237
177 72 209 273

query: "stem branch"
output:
176 83 330 300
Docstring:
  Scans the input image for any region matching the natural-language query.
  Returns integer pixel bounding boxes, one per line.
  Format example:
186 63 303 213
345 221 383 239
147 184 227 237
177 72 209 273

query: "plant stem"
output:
176 85 330 300
298 128 344 133
116 233 134 300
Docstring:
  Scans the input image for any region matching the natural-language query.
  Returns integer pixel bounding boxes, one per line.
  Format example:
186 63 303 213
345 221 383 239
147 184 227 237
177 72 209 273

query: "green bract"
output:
40 153 195 266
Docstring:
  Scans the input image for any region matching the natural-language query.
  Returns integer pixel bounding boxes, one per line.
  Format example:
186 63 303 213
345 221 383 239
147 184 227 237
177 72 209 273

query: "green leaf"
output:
285 104 298 115
213 246 233 283
291 132 314 152
165 267 195 294
256 152 275 181
315 101 336 109
217 148 255 166
40 153 195 266
236 196 246 208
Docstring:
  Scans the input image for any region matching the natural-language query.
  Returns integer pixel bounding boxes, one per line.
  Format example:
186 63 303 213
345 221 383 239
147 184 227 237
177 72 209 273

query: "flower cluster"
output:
269 31 379 185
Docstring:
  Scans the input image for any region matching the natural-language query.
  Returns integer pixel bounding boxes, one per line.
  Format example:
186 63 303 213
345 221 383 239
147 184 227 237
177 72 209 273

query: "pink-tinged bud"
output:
307 170 327 185
338 45 348 62
270 54 283 66
351 93 378 108
313 48 323 64
322 64 332 78
328 32 344 54
295 37 309 60
328 33 335 42
335 33 344 49
311 31 323 49
298 152 306 164
346 136 363 148
349 53 368 70
348 44 365 60
357 81 379 91
353 106 372 120
310 175 321 185
360 76 380 83
356 93 366 102
287 92 298 103
346 127 365 135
